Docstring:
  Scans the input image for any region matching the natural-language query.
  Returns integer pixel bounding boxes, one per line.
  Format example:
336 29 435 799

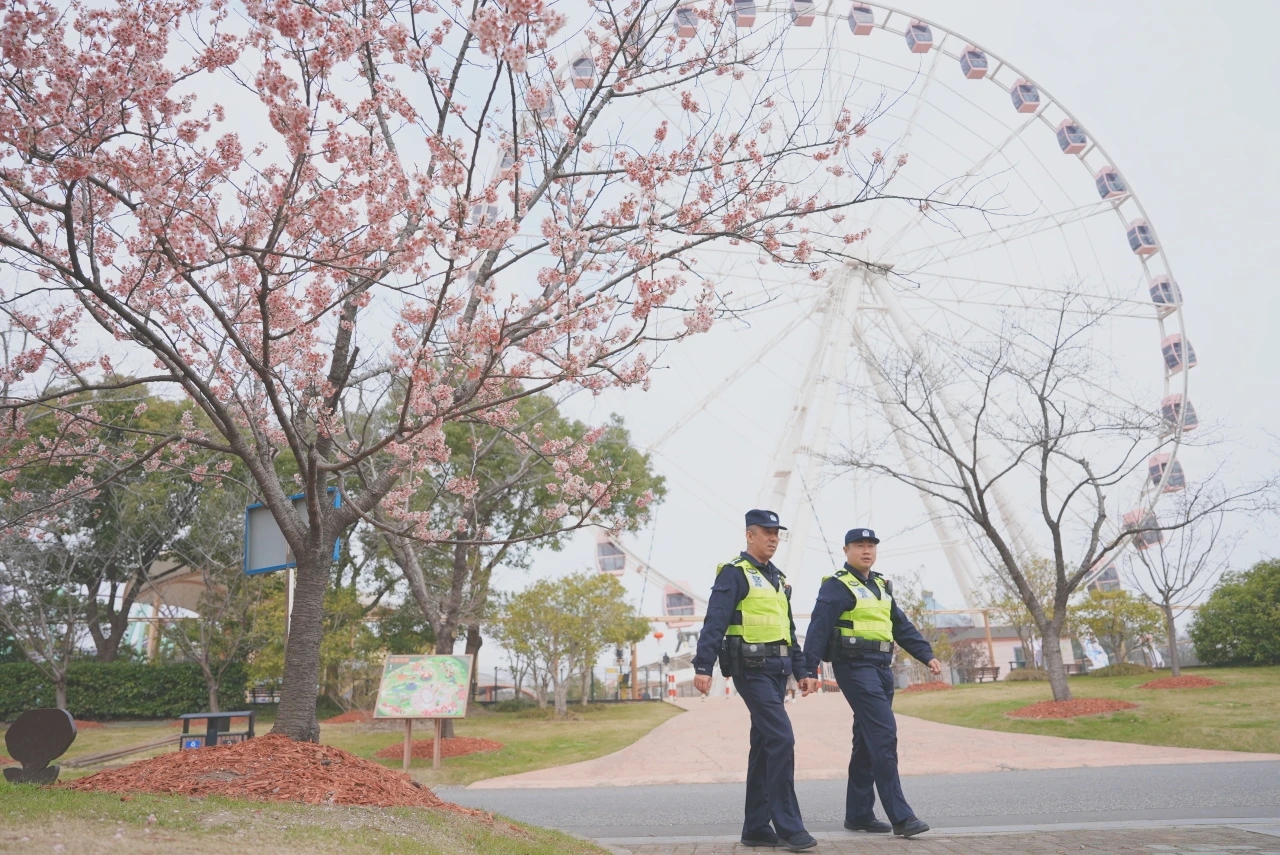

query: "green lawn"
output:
2 701 681 787
0 786 606 855
893 666 1280 754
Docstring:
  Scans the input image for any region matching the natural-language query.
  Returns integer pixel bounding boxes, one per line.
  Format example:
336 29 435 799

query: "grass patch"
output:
1088 662 1154 677
4 701 681 787
0 785 606 855
894 666 1280 754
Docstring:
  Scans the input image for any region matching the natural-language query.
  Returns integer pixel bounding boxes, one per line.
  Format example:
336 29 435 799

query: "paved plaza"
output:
469 694 1280 789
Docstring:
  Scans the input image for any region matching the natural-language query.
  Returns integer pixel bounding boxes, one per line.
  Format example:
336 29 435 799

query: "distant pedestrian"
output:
692 509 817 851
799 528 942 839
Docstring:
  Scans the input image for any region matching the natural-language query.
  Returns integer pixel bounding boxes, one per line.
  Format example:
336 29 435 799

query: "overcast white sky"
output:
494 1 1280 670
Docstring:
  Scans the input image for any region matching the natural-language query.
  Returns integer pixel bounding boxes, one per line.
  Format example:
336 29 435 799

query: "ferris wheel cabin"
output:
960 46 988 79
1148 454 1187 493
1011 79 1041 113
791 1 816 26
1057 120 1088 154
1161 394 1199 431
905 21 933 52
674 6 697 38
732 0 755 27
848 4 875 35
1123 509 1164 550
1149 276 1182 314
1161 334 1197 373
571 57 596 89
1095 167 1128 199
1127 219 1159 255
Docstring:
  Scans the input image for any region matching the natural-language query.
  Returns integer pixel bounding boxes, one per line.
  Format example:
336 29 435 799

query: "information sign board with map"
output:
373 654 473 719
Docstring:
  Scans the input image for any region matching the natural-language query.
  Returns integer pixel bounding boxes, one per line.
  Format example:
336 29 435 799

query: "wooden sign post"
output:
433 719 443 770
402 718 412 771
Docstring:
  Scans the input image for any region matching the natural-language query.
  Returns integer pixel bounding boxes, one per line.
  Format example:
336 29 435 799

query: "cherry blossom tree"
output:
0 0 952 740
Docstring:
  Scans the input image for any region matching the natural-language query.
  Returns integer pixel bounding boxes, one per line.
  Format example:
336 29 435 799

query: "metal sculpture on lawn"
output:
3 708 77 785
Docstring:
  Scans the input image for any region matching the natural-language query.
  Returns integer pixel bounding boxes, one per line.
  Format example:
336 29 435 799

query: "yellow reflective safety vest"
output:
719 557 792 644
829 569 894 642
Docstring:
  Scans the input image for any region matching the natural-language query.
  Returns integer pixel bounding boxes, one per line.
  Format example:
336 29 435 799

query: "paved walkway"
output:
606 824 1280 855
469 694 1280 789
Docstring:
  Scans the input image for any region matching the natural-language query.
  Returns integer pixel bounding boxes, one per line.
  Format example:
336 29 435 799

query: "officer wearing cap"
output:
797 528 942 839
692 510 817 852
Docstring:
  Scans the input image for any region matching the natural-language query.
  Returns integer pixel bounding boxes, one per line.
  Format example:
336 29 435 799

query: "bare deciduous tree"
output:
1126 498 1234 677
838 296 1263 701
0 532 88 709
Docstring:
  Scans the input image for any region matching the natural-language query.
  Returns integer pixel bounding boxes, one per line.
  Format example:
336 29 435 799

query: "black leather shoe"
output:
740 829 780 847
845 818 892 833
893 817 930 838
783 830 818 851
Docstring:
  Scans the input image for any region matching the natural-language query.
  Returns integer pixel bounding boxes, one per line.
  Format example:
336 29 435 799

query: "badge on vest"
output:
750 572 764 588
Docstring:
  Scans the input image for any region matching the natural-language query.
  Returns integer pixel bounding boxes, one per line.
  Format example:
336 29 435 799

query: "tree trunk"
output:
202 661 221 712
270 551 330 742
552 672 568 717
55 678 68 711
436 628 464 738
1041 625 1072 701
1162 602 1180 677
465 624 482 701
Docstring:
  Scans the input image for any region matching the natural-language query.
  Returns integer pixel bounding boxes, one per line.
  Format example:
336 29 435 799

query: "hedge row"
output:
0 661 247 721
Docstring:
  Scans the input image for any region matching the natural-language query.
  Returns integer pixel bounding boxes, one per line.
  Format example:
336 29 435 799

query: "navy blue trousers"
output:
734 672 806 838
833 660 915 825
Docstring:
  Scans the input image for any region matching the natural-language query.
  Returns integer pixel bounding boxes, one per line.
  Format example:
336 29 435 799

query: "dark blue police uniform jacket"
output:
801 565 935 826
692 552 810 838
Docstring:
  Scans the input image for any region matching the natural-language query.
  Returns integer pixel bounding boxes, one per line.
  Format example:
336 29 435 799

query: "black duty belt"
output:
741 642 789 658
838 636 894 654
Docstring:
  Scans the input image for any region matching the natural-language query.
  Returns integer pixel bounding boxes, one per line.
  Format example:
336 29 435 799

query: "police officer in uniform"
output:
798 528 941 839
692 510 817 852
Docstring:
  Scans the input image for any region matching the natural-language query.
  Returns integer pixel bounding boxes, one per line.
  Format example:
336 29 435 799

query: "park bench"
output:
959 666 1001 683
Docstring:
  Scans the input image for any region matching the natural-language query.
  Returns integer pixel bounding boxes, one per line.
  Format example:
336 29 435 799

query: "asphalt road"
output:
446 761 1280 838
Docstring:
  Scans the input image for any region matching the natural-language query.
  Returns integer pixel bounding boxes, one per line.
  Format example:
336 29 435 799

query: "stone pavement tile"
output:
610 826 1280 855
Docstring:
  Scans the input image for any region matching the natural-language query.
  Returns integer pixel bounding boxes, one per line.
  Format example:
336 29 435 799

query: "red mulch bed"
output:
1008 699 1138 719
65 733 483 814
74 720 105 729
901 682 952 694
373 737 503 760
1139 676 1226 690
322 710 373 724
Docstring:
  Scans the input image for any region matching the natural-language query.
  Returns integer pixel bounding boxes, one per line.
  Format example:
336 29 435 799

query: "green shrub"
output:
1191 560 1280 666
0 662 247 721
1089 662 1153 678
491 698 538 713
1006 668 1050 681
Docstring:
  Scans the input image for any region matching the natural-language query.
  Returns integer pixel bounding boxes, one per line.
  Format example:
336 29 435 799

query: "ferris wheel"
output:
590 1 1197 612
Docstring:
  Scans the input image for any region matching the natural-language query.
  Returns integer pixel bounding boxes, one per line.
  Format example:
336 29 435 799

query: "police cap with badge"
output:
746 509 788 529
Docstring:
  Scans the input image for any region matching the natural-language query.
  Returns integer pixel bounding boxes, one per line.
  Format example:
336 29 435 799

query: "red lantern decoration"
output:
653 631 664 640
